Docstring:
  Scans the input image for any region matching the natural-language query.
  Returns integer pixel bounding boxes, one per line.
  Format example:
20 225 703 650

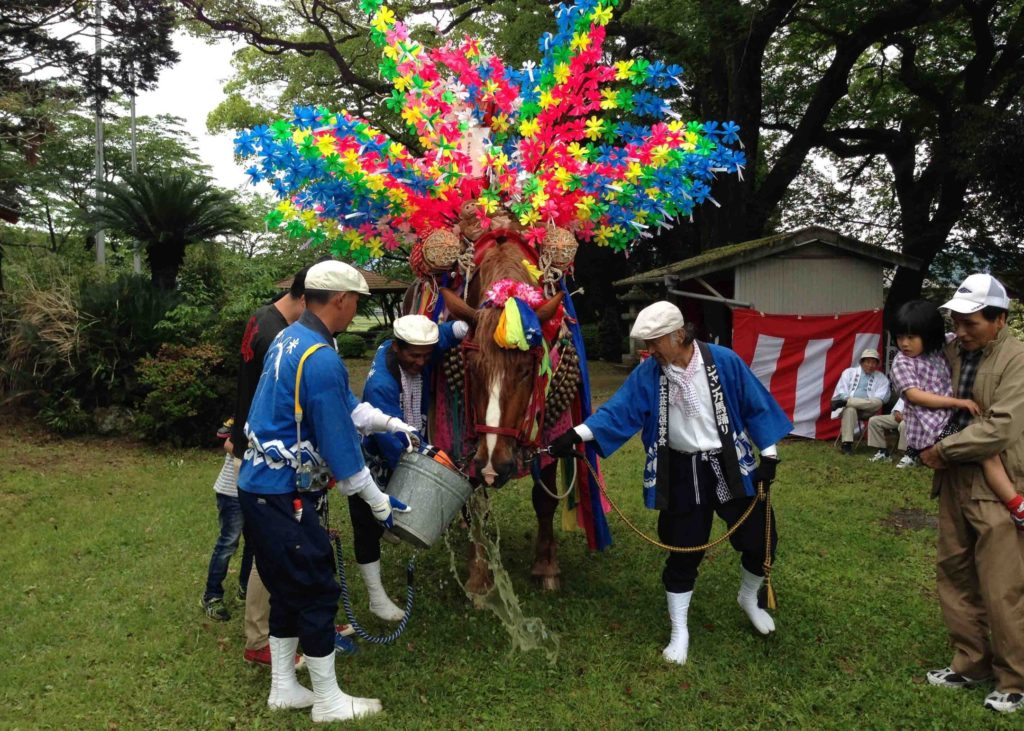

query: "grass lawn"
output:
0 360 1018 729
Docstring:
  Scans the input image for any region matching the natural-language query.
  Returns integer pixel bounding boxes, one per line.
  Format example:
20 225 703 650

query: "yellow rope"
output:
581 457 766 554
762 484 777 609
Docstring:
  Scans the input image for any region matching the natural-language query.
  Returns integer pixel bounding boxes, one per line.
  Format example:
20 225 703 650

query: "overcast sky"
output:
134 32 245 190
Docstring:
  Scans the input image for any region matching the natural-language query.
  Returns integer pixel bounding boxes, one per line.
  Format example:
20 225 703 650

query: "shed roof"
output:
613 225 921 287
276 266 410 293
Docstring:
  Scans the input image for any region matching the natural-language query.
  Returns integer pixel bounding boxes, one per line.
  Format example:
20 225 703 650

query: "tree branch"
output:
177 0 388 94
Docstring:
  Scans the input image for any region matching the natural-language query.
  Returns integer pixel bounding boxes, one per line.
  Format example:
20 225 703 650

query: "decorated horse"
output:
405 224 608 592
233 0 744 595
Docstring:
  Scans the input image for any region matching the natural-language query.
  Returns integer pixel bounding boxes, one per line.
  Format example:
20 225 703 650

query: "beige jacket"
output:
933 326 1024 499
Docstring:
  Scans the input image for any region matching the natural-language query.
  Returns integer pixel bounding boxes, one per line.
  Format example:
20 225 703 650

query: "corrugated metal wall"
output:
734 244 883 315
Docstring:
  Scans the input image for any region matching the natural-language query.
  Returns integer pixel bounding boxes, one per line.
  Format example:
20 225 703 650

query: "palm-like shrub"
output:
92 171 245 289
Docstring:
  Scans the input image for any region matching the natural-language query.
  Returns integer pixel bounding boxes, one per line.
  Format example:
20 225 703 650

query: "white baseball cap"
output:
630 301 685 340
304 260 370 295
860 348 880 362
393 315 439 345
941 273 1010 314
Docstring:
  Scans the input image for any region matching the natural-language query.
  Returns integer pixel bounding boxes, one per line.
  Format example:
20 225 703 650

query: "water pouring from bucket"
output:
385 443 475 550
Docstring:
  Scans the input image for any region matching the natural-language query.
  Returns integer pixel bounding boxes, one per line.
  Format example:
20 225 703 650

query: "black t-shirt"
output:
231 303 289 458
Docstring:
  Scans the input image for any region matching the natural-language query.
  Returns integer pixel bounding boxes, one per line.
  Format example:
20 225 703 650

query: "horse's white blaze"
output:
482 377 502 483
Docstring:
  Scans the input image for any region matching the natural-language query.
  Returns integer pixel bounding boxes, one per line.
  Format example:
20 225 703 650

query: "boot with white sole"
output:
663 590 692 665
267 636 314 710
305 651 383 723
359 560 405 622
737 567 776 635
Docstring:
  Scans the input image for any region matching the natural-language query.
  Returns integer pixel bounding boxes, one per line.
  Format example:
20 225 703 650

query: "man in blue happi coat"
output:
354 313 467 621
239 260 417 723
549 301 792 666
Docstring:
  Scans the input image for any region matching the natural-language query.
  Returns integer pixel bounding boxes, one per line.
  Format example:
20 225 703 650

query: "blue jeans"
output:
203 493 254 600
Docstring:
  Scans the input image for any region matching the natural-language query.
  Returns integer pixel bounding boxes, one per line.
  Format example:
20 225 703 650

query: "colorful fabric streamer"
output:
233 0 745 263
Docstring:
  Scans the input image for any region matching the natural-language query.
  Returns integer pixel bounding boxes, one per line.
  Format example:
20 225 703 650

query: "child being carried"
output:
890 300 1023 530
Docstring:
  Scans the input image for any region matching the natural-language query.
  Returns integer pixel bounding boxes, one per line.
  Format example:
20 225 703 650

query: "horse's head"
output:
442 269 564 488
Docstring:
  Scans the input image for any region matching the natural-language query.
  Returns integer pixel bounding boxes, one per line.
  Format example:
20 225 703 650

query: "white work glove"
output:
452 320 470 339
385 417 418 450
356 471 411 529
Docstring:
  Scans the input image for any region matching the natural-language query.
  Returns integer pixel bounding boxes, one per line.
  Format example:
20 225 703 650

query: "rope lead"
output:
332 532 416 645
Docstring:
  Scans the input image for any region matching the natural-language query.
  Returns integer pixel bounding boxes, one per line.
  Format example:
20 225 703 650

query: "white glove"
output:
452 320 470 339
357 473 410 529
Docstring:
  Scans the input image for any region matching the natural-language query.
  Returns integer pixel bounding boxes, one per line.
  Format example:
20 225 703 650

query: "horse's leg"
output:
464 497 494 603
531 463 561 591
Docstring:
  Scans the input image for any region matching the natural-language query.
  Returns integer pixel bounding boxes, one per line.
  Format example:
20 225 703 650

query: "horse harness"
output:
459 335 550 450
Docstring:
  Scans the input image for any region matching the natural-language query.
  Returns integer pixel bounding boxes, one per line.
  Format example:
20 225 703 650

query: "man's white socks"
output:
267 636 314 710
738 567 776 635
663 590 692 665
359 560 405 622
306 652 382 722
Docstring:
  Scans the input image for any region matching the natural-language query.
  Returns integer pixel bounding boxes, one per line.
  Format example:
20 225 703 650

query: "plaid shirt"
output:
951 348 983 430
890 351 954 450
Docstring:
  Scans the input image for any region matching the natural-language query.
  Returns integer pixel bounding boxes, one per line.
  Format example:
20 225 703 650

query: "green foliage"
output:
135 343 232 446
91 170 246 289
335 332 366 359
37 390 91 434
76 274 180 408
0 268 178 433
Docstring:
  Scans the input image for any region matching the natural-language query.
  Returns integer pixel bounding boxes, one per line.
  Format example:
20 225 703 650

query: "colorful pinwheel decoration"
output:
233 0 746 264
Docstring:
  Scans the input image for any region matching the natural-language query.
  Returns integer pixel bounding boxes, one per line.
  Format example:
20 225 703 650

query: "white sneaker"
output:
896 455 917 469
869 450 890 462
983 690 1023 713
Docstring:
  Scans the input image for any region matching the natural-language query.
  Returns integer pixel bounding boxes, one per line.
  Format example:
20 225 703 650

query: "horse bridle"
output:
459 336 548 450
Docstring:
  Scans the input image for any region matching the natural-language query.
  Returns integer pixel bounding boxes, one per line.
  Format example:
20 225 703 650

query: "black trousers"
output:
238 489 340 657
656 451 778 593
348 494 384 564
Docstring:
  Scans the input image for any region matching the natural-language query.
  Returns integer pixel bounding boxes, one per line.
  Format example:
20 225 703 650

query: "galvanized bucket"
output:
387 450 473 549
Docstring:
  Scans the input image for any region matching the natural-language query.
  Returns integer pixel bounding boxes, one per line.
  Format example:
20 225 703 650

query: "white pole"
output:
94 0 105 267
130 66 141 274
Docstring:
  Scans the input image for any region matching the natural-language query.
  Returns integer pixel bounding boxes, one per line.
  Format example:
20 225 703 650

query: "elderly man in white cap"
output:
352 313 469 621
830 347 891 454
548 301 792 666
238 260 419 723
917 273 1024 714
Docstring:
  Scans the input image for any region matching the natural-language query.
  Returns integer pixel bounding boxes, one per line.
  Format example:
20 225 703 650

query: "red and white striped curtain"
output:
732 309 884 440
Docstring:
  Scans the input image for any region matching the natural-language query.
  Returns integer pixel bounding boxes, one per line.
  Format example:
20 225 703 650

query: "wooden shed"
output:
614 225 920 348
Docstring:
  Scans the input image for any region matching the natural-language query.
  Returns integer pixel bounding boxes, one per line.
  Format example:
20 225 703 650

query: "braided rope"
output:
580 456 765 554
331 531 416 645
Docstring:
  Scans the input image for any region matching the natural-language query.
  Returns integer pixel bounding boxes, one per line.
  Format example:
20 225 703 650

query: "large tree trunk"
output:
147 240 187 290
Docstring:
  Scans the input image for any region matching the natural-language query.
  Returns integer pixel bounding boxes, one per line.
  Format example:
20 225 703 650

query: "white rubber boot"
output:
306 652 383 723
663 591 692 665
738 567 776 635
267 636 315 710
359 560 405 622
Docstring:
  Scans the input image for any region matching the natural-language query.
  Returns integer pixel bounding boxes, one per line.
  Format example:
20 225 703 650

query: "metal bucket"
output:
386 451 473 549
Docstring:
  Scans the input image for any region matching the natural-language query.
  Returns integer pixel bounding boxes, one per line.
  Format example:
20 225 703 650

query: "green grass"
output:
0 362 1017 729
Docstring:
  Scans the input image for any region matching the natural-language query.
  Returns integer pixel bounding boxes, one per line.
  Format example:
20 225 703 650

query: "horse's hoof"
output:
537 575 560 592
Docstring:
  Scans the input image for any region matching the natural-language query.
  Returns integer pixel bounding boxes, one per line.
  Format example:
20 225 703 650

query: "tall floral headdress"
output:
234 0 746 265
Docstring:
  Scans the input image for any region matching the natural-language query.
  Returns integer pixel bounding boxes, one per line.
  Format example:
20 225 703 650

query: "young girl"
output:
890 300 1023 530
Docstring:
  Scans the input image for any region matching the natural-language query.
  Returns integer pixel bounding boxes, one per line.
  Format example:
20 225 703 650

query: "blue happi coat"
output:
239 311 364 495
584 343 792 509
362 321 460 470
